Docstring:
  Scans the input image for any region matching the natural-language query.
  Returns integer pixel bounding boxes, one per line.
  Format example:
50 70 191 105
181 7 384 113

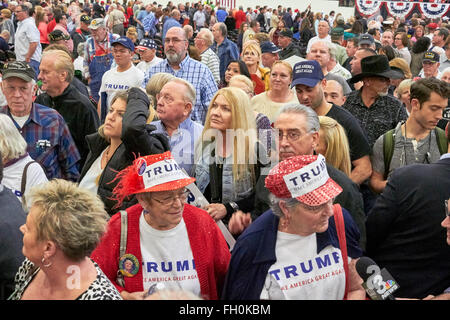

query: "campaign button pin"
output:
119 254 139 277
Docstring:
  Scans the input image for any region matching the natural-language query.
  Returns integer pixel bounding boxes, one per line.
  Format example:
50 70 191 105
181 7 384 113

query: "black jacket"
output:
35 83 100 169
279 42 302 60
79 88 170 216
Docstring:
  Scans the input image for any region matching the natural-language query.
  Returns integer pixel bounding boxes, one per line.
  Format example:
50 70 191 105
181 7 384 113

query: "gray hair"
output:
0 114 28 162
276 103 320 133
199 28 214 47
77 41 86 57
269 193 300 219
216 22 228 37
307 39 336 59
168 78 196 106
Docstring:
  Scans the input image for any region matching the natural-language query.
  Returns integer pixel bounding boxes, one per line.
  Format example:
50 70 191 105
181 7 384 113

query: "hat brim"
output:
349 69 403 83
295 178 343 206
291 77 321 88
133 177 196 194
2 73 33 82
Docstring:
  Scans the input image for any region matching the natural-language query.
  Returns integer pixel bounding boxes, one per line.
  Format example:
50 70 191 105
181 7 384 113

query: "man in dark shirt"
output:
278 29 301 60
71 14 91 59
292 60 372 185
343 55 407 148
35 49 99 169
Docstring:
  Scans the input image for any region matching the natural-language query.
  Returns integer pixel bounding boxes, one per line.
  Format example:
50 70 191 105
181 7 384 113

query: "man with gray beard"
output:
342 55 407 148
142 27 218 124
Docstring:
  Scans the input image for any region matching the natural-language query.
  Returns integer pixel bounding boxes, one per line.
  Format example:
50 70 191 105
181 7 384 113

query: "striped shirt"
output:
200 48 221 85
142 55 218 124
0 104 80 182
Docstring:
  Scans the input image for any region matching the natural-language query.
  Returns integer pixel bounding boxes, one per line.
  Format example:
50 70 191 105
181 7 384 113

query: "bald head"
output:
324 80 346 106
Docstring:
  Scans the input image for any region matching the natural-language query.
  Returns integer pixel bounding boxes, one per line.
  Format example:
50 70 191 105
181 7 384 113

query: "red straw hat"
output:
265 154 342 206
111 151 195 207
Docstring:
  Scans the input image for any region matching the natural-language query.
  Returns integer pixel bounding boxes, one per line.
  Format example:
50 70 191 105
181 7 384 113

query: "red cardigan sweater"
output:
91 203 231 300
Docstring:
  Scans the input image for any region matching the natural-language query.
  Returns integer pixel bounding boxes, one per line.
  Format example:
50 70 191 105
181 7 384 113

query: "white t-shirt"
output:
260 232 349 300
139 212 201 295
78 149 106 195
99 65 145 110
136 56 163 74
2 155 48 208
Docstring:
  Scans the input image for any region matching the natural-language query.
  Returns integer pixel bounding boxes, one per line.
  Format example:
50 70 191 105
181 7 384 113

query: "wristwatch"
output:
229 201 239 212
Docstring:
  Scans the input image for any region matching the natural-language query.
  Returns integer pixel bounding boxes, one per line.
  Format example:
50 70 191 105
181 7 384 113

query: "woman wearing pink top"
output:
53 13 74 52
35 9 49 50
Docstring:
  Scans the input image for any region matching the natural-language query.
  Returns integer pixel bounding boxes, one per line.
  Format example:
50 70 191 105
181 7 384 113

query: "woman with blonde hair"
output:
0 114 48 209
194 87 263 224
0 8 14 46
316 116 352 177
241 41 270 94
396 79 414 115
78 88 169 216
228 75 272 151
9 179 122 300
251 60 298 123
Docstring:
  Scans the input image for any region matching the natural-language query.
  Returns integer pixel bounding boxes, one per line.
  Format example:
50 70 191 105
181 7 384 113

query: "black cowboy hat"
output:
349 55 403 83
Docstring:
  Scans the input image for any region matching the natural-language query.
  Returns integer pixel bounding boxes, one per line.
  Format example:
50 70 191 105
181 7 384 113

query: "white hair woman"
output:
0 114 48 209
222 154 366 300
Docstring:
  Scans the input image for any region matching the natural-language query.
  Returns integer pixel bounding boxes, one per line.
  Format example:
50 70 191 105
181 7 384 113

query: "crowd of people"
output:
0 0 449 301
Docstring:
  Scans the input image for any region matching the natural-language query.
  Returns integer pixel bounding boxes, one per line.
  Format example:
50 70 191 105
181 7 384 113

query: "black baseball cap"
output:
1 61 36 82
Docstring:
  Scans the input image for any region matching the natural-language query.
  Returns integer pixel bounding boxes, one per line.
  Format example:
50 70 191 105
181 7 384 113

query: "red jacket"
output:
91 203 231 300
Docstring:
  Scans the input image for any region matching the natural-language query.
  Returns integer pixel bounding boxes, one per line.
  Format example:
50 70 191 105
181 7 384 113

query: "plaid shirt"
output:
142 55 218 124
142 11 158 36
0 104 80 181
342 89 408 148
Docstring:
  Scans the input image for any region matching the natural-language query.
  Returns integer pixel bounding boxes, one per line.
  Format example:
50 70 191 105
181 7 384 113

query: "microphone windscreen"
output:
356 256 378 282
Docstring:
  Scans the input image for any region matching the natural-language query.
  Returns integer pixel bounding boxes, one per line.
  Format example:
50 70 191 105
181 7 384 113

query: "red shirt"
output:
235 10 246 29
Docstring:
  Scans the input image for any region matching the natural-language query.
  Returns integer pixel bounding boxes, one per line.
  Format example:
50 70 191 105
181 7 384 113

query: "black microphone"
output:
356 256 400 300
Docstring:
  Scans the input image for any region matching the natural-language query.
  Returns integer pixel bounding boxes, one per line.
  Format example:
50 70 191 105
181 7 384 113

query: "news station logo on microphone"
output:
356 257 400 300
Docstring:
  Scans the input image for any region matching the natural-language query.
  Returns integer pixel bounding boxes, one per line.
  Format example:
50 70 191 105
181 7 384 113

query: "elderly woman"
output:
9 179 121 300
0 114 48 209
317 116 352 178
78 88 169 216
251 60 299 123
222 154 366 300
194 87 263 224
91 151 230 300
241 41 270 94
396 79 414 116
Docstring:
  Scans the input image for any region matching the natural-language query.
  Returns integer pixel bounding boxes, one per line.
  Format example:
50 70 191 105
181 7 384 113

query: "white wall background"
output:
143 0 356 20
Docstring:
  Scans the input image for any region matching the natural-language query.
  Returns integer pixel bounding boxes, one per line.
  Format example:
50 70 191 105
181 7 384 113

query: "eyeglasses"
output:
445 200 449 218
164 37 186 44
152 189 190 207
277 129 311 142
